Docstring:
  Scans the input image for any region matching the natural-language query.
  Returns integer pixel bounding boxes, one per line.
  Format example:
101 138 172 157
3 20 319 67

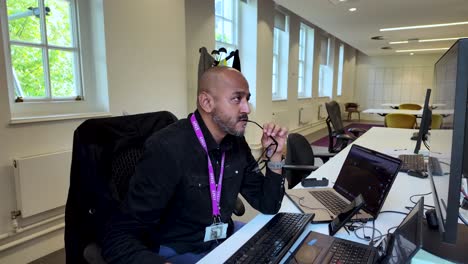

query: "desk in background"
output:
363 108 453 117
381 103 446 109
199 127 454 263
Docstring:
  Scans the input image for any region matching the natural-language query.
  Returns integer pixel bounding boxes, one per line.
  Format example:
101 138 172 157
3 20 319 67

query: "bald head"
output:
198 66 249 96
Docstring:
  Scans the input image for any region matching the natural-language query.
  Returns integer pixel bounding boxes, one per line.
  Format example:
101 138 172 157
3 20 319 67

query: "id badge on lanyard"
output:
190 114 229 242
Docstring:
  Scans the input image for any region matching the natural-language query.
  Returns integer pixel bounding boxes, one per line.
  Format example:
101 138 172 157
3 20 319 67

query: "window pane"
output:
11 45 45 97
272 56 277 75
7 0 42 43
223 20 233 44
272 75 277 94
273 28 279 54
45 0 73 47
49 49 76 97
298 77 303 93
298 62 304 78
215 0 223 16
299 44 304 60
215 17 223 42
223 0 233 20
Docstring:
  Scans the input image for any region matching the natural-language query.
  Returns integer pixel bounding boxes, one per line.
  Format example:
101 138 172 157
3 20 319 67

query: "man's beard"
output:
212 109 247 137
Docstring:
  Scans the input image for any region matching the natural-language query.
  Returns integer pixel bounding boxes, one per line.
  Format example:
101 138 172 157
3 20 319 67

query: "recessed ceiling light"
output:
371 36 385 40
349 7 357 12
395 48 449 53
389 37 466 45
410 53 414 56
380 21 468 31
339 0 347 2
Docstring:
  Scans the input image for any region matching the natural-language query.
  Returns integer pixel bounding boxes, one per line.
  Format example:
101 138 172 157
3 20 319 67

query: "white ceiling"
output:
276 0 468 56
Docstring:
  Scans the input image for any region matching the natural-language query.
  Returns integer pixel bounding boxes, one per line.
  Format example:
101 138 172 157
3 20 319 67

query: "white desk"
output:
363 108 453 117
199 127 452 263
381 103 446 109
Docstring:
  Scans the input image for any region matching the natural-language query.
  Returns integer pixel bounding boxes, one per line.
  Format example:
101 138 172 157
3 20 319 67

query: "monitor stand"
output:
422 221 468 262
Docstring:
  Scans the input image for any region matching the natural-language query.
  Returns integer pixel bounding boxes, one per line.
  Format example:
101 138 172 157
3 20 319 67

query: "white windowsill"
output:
10 112 112 125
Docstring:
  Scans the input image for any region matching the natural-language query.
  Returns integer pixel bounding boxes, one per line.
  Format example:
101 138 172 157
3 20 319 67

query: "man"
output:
102 67 288 264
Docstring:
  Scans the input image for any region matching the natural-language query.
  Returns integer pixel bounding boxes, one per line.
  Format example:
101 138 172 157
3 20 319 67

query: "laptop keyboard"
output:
309 190 348 215
328 240 373 264
398 154 426 172
225 213 313 264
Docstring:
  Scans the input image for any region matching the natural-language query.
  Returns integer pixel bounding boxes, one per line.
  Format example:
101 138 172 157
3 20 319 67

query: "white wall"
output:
355 53 441 121
0 0 187 263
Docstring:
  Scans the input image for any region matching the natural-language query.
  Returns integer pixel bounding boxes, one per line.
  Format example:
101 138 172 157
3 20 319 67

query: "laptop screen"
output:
333 144 402 217
381 197 423 264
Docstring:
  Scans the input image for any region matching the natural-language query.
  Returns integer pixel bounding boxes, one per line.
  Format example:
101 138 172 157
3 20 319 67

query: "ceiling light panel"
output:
395 48 449 53
381 21 468 31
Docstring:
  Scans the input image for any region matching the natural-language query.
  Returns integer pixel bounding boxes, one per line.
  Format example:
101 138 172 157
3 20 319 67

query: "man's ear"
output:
198 92 214 113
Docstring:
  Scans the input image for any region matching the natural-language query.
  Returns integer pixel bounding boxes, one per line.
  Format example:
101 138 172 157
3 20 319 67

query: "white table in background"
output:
363 108 453 117
381 103 446 109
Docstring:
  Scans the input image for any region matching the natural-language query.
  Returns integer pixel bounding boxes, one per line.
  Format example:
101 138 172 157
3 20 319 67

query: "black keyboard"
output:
328 240 373 264
225 213 314 264
309 190 348 215
428 156 443 176
398 154 426 172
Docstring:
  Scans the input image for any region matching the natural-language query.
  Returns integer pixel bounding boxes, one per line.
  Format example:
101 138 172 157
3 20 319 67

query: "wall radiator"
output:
298 106 315 125
272 110 289 127
318 103 328 120
13 150 72 218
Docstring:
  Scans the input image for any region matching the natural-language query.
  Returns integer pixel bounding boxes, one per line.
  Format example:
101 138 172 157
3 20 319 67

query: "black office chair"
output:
64 111 245 264
283 133 335 189
325 101 366 153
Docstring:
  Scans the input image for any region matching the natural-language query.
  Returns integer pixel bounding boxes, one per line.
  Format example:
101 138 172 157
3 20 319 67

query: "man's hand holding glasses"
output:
246 120 288 173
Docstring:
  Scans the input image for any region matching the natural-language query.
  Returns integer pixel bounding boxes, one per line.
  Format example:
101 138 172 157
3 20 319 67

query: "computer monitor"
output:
426 38 468 261
413 89 432 154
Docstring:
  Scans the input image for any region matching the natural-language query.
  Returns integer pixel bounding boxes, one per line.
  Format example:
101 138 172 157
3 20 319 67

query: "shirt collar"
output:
192 110 234 152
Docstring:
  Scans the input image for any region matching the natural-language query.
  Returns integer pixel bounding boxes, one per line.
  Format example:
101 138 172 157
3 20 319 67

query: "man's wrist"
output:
269 152 283 162
267 160 285 170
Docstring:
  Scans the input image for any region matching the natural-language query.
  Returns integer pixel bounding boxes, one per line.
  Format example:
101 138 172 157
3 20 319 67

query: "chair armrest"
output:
283 164 320 171
314 152 336 163
233 197 245 216
335 133 355 141
347 128 366 137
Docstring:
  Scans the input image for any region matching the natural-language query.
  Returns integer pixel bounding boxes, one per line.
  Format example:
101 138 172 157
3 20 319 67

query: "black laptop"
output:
286 144 402 222
286 197 424 264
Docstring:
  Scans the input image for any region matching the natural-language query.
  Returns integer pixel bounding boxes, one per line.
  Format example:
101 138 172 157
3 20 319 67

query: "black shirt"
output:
102 111 285 264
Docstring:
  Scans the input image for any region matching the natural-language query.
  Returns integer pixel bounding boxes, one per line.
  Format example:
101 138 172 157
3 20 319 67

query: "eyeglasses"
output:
246 120 279 171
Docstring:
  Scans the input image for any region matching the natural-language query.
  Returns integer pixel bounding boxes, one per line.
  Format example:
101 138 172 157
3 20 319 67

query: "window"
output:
337 43 345 96
1 0 110 123
297 23 314 98
5 0 81 101
272 10 289 100
215 0 237 55
318 35 333 98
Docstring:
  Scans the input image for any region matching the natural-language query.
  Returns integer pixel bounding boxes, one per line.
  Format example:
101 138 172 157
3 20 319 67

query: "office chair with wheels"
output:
399 103 422 110
65 111 246 264
325 101 366 153
384 113 417 128
283 133 335 189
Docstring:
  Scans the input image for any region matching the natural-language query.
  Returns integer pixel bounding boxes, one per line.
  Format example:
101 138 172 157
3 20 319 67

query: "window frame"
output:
0 0 110 124
337 43 345 97
272 12 289 101
318 36 333 98
4 0 83 102
215 0 238 53
297 23 314 99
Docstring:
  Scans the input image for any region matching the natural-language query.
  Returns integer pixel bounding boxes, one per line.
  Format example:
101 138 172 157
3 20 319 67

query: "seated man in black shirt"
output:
102 66 288 264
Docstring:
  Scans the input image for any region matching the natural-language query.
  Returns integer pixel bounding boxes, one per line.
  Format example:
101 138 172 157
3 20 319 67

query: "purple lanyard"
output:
190 114 225 217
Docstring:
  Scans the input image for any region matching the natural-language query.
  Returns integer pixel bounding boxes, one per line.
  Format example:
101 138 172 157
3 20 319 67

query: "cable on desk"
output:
423 140 430 151
287 194 334 220
379 210 408 216
409 192 432 205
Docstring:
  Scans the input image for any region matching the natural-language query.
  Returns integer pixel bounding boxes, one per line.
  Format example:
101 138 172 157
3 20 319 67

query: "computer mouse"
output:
425 209 439 229
407 169 428 179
